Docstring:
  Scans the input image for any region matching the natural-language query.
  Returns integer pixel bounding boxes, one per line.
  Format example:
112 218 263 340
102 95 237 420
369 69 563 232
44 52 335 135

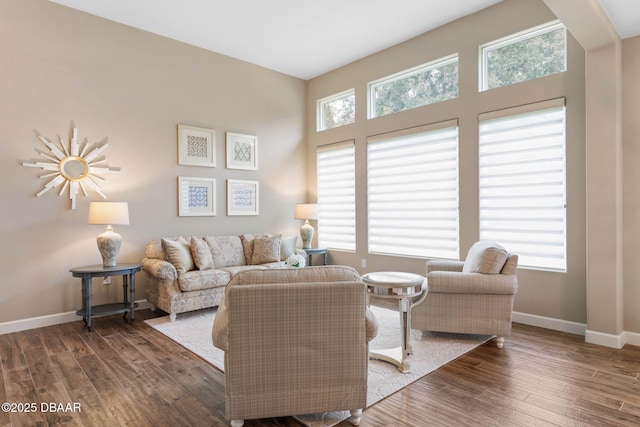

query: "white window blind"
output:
317 141 356 251
367 120 459 259
478 98 566 271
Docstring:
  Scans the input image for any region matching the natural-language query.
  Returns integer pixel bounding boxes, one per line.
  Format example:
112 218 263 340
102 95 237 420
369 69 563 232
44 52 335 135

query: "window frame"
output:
316 89 356 132
316 140 357 252
478 98 567 272
479 20 567 92
367 54 459 119
367 120 459 259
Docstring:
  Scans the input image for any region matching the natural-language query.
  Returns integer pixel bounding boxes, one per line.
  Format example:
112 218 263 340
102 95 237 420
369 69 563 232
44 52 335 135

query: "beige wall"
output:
0 0 307 323
623 36 640 333
306 0 588 324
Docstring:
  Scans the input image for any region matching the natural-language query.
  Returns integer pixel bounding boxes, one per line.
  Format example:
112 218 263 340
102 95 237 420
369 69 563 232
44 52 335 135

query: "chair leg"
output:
350 409 363 425
495 337 504 348
169 312 177 322
230 420 244 427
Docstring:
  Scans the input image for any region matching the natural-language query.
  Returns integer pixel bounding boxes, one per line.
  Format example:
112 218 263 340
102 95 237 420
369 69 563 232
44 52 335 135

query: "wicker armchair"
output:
411 241 518 348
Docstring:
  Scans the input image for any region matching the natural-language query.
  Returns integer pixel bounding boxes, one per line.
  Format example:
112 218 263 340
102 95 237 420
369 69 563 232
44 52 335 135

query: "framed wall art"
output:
178 124 216 167
226 132 258 170
227 179 259 216
178 176 216 216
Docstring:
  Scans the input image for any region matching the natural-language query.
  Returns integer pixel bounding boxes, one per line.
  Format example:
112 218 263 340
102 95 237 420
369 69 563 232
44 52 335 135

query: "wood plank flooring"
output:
1 310 639 426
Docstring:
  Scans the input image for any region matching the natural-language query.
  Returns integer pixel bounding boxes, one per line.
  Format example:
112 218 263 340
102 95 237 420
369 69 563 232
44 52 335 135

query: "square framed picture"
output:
226 132 258 170
178 124 216 167
178 176 216 216
227 179 259 216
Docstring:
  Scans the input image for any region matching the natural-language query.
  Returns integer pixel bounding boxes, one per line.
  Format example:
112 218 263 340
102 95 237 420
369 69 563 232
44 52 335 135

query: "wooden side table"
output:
70 263 141 331
304 247 328 266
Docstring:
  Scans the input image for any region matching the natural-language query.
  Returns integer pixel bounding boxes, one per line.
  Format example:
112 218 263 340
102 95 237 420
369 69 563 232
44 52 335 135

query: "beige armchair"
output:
211 266 378 426
411 241 518 348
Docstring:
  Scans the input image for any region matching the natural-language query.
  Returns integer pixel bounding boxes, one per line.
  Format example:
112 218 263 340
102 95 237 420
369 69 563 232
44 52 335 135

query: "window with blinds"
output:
367 121 459 259
316 141 356 251
478 98 566 271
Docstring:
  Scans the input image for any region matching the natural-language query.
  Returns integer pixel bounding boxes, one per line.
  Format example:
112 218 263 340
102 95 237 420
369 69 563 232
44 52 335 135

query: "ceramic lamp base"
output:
96 227 122 267
300 220 315 249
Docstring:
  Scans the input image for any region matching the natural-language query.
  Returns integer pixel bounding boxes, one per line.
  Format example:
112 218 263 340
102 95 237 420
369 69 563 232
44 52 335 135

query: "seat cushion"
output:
177 269 231 292
462 241 508 274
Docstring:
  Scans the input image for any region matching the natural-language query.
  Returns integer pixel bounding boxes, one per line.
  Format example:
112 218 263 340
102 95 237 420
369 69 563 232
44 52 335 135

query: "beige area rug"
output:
145 305 490 426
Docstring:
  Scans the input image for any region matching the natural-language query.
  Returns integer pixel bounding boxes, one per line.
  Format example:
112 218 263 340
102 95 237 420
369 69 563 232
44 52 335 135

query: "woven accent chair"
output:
411 241 518 348
212 266 378 427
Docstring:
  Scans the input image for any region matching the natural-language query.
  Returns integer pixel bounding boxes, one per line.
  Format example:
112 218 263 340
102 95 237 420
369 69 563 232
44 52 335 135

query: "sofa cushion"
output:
279 235 298 260
145 239 164 260
240 234 260 265
161 237 195 275
218 265 270 277
205 236 246 267
190 237 214 270
178 269 230 292
462 241 509 274
228 265 361 286
251 234 282 264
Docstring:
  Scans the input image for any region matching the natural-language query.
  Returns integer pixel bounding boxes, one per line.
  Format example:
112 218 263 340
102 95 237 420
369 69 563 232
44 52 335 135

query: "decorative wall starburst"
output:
22 121 120 209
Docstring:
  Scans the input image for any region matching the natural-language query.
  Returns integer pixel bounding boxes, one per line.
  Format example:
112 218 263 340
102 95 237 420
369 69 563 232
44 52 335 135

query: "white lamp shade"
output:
88 202 130 225
295 203 318 220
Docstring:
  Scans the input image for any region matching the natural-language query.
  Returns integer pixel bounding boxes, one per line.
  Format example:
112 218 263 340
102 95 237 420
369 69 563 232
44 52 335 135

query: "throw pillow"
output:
190 236 214 270
240 234 259 265
161 237 195 275
462 241 508 274
251 234 282 265
280 235 298 260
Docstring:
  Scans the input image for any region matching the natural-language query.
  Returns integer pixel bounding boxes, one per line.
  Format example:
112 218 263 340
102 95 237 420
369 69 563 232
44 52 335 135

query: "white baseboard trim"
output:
0 300 153 335
624 331 640 347
513 311 587 336
585 329 625 349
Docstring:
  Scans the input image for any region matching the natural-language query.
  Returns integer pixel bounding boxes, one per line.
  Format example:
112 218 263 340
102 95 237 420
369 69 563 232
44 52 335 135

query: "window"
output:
317 141 356 251
367 121 459 259
480 21 566 91
317 89 355 131
368 55 458 119
478 98 566 271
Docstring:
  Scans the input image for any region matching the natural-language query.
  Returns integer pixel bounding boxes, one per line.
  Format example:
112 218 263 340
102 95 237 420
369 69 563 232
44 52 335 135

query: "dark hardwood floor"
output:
2 309 640 426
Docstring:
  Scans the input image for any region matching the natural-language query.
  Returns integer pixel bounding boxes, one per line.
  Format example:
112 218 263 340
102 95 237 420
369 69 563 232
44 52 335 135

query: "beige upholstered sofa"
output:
411 241 518 348
212 266 378 427
141 234 305 321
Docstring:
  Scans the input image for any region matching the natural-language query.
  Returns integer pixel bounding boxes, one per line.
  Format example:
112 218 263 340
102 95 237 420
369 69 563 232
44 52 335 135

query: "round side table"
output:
362 271 425 373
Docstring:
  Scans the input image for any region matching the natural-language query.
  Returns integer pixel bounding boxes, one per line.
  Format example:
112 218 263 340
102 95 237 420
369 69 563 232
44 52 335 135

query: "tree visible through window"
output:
317 90 355 131
481 21 566 91
369 55 458 119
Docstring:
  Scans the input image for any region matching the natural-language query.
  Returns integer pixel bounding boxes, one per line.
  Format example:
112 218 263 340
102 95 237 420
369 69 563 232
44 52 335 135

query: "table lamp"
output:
88 201 130 267
295 203 318 249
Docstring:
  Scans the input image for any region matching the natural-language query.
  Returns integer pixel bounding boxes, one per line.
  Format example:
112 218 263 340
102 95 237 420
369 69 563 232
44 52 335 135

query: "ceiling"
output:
50 0 640 80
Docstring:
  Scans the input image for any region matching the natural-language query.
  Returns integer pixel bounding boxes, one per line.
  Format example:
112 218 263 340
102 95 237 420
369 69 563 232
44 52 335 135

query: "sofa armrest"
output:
427 260 464 273
427 271 517 295
141 257 177 282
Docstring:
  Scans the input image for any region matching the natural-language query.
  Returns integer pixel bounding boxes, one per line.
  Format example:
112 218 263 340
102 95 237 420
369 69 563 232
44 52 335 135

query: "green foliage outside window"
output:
372 59 458 118
318 91 355 131
483 24 566 90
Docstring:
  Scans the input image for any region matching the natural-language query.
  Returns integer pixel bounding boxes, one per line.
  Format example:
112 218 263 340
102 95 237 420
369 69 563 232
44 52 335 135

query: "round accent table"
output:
70 263 141 332
362 271 425 373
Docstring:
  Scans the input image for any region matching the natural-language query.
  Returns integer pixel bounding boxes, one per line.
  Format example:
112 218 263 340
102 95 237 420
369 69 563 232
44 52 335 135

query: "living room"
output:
2 0 640 350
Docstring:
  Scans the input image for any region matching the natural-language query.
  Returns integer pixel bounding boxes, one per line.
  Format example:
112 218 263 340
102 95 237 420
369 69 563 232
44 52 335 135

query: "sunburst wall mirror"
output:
22 121 120 209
